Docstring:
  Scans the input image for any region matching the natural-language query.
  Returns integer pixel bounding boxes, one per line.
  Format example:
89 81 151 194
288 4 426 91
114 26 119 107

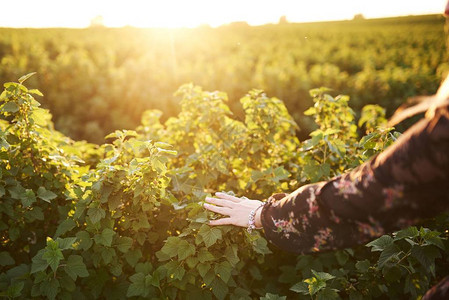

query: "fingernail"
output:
215 192 225 196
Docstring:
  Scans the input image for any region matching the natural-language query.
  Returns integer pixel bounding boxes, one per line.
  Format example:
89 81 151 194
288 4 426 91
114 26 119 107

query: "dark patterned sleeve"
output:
260 103 449 254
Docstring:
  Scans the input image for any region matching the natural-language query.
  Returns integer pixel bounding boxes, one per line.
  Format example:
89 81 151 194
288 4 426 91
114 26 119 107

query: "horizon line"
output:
0 13 443 30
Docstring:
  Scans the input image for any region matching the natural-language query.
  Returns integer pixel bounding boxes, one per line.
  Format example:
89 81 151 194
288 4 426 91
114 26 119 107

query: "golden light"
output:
79 0 448 29
103 1 210 28
0 0 444 28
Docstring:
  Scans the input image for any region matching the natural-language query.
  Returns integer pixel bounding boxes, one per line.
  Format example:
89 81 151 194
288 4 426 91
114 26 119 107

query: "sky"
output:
0 0 446 28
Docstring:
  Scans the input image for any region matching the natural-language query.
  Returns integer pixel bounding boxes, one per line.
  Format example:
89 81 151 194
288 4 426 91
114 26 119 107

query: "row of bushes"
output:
0 14 446 142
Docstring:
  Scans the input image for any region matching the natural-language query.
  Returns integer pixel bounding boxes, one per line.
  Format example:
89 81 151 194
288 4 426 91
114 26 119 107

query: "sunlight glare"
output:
0 0 445 28
104 1 206 28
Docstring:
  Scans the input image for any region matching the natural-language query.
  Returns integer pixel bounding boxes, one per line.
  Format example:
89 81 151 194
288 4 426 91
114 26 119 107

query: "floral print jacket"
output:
260 103 449 254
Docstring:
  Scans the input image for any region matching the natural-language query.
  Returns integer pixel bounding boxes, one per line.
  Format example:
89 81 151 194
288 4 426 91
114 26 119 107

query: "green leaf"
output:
37 186 57 203
155 250 170 262
186 256 198 268
157 148 177 156
3 82 17 90
42 247 64 272
76 231 93 250
110 263 123 277
101 247 115 264
305 277 326 295
150 271 160 288
125 249 142 267
317 288 339 300
272 166 290 182
154 141 173 148
231 287 251 300
88 207 106 224
304 271 333 296
55 219 76 238
159 237 179 258
59 275 76 292
290 282 309 295
311 270 335 281
304 107 316 116
6 264 29 280
198 248 215 263
108 193 122 211
224 245 239 266
165 260 185 281
56 237 77 250
18 72 36 84
335 250 349 266
411 245 431 268
203 269 215 286
251 234 272 254
355 260 370 273
29 88 43 96
394 226 419 240
197 262 211 278
404 274 417 296
178 239 196 260
210 278 229 300
100 184 113 203
8 184 26 200
116 236 133 253
31 250 48 274
21 189 36 207
94 228 115 247
260 293 287 300
378 243 400 268
422 230 446 250
214 261 233 283
249 265 263 280
65 255 89 280
127 273 147 297
366 235 393 252
1 102 19 113
41 277 60 300
0 251 15 266
24 207 44 221
135 262 152 274
7 281 24 298
199 225 222 247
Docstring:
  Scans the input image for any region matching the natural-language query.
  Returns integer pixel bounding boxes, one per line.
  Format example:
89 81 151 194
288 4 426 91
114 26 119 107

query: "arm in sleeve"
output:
260 104 449 254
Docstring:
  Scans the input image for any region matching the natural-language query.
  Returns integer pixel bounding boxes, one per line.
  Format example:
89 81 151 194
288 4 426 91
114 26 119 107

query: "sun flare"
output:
0 0 445 28
103 1 210 28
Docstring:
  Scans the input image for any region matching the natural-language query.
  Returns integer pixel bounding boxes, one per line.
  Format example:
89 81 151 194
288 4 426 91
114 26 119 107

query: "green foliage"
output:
0 75 448 299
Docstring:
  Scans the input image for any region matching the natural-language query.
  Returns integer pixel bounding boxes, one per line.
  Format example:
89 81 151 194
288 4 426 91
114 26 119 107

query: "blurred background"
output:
0 0 447 143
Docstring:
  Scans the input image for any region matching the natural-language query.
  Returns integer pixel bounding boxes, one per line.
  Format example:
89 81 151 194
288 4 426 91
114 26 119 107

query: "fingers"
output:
208 218 234 226
214 192 243 203
205 196 236 208
203 203 231 215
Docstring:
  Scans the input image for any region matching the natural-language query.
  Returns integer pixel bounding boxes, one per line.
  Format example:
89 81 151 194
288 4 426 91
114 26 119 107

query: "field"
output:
1 14 448 299
0 14 446 143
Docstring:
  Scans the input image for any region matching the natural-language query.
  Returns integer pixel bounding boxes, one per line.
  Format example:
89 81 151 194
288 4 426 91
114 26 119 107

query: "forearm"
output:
260 104 449 254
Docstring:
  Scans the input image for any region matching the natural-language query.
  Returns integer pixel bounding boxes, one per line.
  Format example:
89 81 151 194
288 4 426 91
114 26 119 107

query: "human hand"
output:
204 192 264 228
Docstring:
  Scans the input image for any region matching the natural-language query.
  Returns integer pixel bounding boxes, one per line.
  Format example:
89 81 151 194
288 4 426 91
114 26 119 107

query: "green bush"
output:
0 74 448 299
